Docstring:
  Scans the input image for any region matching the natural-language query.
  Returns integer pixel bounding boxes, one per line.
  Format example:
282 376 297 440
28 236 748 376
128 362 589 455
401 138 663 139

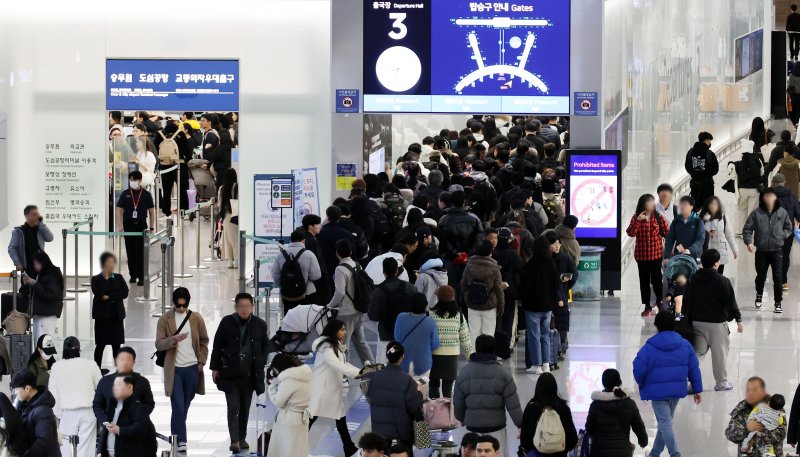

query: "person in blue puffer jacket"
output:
633 311 703 457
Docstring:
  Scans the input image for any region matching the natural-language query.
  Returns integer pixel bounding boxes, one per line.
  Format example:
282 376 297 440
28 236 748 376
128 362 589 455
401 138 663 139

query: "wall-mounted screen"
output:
363 0 570 114
567 153 619 238
734 28 763 82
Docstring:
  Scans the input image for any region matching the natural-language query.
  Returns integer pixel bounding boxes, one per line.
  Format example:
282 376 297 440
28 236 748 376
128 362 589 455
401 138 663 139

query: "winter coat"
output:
743 201 793 251
430 311 472 356
48 357 102 418
269 242 322 296
460 255 504 313
92 372 155 424
267 365 312 457
554 225 580 266
364 364 423 445
90 273 129 346
775 185 800 223
626 213 669 262
17 389 59 457
368 276 417 341
438 207 483 258
663 212 705 258
209 313 269 395
633 331 702 401
777 156 800 198
492 245 524 300
394 313 439 375
28 268 63 318
685 142 719 183
97 398 157 457
310 338 360 419
684 268 741 324
521 256 565 313
317 222 355 278
552 252 578 332
453 354 523 432
767 140 800 174
7 223 53 270
327 257 358 315
155 309 210 397
702 214 738 264
735 152 764 189
585 390 648 457
520 399 578 457
727 398 786 457
787 384 800 446
414 261 449 308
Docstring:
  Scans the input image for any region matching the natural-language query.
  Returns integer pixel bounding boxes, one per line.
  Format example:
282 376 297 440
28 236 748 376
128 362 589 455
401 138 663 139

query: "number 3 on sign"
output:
388 13 407 39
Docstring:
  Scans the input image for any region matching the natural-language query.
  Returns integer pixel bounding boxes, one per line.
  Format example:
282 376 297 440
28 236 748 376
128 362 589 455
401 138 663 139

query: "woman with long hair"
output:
521 231 566 374
309 319 361 457
750 116 768 154
429 285 472 398
625 194 669 317
698 196 738 275
22 251 63 341
218 168 239 268
585 368 648 456
266 353 312 457
520 372 578 456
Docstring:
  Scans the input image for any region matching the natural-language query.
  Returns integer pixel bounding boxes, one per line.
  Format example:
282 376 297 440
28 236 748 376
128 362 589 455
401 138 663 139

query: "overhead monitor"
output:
734 28 763 82
363 0 570 114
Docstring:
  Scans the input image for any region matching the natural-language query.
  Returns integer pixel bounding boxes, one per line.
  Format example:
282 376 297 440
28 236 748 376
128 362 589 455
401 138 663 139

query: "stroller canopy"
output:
665 254 698 281
281 304 329 334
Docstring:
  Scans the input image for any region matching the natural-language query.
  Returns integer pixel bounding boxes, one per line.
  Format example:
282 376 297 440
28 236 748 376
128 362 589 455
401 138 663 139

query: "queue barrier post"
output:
65 226 87 294
174 209 192 279
136 231 157 303
203 198 220 263
153 241 167 318
188 201 212 270
67 434 78 457
167 234 175 302
80 218 94 287
238 230 247 293
154 172 161 234
61 228 75 302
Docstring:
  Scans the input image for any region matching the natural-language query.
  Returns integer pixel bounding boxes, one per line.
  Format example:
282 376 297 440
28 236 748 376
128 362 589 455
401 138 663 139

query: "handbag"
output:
229 183 239 224
151 311 192 367
413 412 432 449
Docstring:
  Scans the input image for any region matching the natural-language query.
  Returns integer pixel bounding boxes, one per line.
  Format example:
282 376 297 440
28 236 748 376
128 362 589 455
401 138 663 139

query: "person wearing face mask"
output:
154 287 209 453
115 171 155 285
26 334 57 387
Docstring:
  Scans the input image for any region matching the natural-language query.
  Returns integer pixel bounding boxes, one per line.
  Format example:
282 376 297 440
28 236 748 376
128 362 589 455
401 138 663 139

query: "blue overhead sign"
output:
106 59 239 111
573 91 598 116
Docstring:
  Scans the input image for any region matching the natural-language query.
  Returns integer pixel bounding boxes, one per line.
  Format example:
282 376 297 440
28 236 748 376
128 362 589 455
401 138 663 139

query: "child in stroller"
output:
663 253 697 320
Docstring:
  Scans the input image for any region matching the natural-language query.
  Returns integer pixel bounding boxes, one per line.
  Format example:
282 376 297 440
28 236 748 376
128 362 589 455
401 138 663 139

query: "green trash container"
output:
573 246 605 301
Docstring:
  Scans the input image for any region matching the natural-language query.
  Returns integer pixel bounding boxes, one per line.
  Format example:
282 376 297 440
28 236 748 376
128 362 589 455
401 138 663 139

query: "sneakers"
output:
542 363 551 373
640 306 654 317
755 295 763 309
229 442 239 453
714 382 734 391
239 441 250 451
176 443 187 453
525 366 544 375
784 283 790 291
674 312 684 321
775 302 783 314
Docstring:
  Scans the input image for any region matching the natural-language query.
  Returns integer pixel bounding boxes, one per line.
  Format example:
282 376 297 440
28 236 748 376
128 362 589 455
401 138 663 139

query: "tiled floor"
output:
13 165 800 456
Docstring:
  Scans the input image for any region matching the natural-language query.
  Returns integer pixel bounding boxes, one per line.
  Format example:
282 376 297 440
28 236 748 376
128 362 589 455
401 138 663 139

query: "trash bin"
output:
573 246 605 301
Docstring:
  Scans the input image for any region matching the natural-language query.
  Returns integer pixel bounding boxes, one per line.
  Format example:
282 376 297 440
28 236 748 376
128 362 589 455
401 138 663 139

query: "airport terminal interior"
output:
3 0 800 456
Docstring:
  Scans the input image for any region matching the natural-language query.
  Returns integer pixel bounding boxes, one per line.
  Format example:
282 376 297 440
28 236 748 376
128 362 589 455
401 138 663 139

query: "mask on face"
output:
130 181 141 190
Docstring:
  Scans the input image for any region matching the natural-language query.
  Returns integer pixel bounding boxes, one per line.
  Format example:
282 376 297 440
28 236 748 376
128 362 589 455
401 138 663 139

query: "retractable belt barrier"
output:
155 432 179 457
178 198 217 277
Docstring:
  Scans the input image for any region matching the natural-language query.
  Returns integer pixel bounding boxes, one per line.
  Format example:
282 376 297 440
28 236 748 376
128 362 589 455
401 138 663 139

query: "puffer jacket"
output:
585 390 648 457
453 353 523 432
414 259 449 308
17 389 59 457
742 198 792 251
459 255 504 314
29 268 64 318
438 207 483 257
364 364 423 445
554 224 580 266
702 214 738 265
663 212 705 258
633 330 702 401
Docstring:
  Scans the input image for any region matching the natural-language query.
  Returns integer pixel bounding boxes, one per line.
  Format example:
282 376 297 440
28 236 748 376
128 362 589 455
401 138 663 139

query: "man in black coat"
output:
773 173 800 286
317 206 356 280
98 375 157 457
11 368 59 457
438 191 483 259
364 342 423 450
210 293 269 453
302 213 330 302
684 131 719 210
92 347 155 424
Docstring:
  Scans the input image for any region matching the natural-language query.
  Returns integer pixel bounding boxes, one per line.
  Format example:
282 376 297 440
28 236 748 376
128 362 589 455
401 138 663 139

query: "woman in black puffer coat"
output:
585 369 648 457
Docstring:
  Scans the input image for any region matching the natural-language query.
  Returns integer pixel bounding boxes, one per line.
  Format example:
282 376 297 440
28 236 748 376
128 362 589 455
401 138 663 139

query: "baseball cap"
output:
63 336 81 353
38 334 57 356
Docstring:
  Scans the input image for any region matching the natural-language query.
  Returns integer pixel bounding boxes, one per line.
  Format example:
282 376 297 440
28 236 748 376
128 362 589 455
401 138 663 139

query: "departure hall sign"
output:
106 59 239 111
363 0 570 114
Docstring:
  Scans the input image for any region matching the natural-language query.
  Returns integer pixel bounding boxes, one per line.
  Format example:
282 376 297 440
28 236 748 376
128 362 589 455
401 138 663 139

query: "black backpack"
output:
467 280 489 305
382 194 406 231
367 200 390 237
279 249 307 300
379 282 415 332
342 263 374 313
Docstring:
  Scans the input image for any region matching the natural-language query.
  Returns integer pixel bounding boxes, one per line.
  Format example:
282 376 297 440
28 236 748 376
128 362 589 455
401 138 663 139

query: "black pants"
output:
224 377 254 444
309 415 355 450
755 250 783 302
690 179 714 211
636 259 663 306
792 94 800 126
122 219 147 279
791 32 800 60
93 344 120 368
782 235 794 284
160 163 189 217
429 378 454 399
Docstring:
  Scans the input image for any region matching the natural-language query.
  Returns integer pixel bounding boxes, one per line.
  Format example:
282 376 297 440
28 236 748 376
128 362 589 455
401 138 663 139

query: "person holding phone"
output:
97 375 157 457
8 204 53 280
626 194 670 317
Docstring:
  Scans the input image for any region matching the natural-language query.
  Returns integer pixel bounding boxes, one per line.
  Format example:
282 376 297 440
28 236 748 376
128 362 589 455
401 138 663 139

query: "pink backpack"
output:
423 398 460 431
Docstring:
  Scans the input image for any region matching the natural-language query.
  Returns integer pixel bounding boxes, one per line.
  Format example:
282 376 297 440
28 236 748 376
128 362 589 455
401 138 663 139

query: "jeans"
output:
650 398 681 457
782 235 794 284
467 308 496 349
755 250 783 303
224 377 254 444
636 259 663 306
524 311 551 368
171 365 199 443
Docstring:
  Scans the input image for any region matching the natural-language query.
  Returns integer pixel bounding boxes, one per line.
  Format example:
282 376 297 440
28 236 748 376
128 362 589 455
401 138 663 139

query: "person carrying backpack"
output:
368 257 417 363
520 372 578 457
460 241 505 349
270 229 322 313
734 150 765 217
326 239 375 366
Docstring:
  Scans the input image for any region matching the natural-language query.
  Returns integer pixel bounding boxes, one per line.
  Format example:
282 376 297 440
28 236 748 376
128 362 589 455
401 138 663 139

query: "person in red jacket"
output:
626 194 669 317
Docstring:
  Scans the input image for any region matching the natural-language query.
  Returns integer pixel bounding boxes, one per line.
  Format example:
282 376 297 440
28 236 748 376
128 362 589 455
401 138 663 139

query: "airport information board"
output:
363 0 570 114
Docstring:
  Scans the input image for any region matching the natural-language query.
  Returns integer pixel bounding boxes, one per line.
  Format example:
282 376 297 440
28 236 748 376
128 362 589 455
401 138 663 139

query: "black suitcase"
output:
1 292 28 322
8 333 32 375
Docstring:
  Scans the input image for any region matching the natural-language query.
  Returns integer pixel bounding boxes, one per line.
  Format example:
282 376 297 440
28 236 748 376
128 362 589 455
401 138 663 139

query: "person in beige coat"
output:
554 216 581 266
460 241 505 348
154 287 209 452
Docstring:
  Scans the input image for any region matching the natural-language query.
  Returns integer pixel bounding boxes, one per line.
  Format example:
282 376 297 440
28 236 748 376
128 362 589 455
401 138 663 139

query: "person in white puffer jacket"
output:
48 336 102 457
266 354 312 457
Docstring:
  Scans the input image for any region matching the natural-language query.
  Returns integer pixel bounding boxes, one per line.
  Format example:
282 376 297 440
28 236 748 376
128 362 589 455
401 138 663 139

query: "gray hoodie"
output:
415 258 449 308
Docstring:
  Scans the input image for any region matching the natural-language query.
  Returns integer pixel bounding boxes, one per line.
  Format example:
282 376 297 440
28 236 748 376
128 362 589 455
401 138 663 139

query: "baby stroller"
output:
268 304 337 355
664 254 697 341
187 159 216 221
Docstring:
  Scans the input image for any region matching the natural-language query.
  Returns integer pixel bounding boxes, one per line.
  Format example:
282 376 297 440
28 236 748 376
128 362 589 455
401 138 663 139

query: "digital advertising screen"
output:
734 28 763 82
363 0 570 114
567 153 620 239
369 147 386 174
106 59 239 111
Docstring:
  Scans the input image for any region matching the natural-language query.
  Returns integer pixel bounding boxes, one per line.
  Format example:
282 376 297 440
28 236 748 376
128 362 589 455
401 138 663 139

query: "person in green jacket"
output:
27 334 57 387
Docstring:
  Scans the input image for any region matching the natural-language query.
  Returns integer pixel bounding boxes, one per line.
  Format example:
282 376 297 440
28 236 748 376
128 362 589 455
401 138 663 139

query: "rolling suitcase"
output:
550 329 562 369
8 333 32 375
